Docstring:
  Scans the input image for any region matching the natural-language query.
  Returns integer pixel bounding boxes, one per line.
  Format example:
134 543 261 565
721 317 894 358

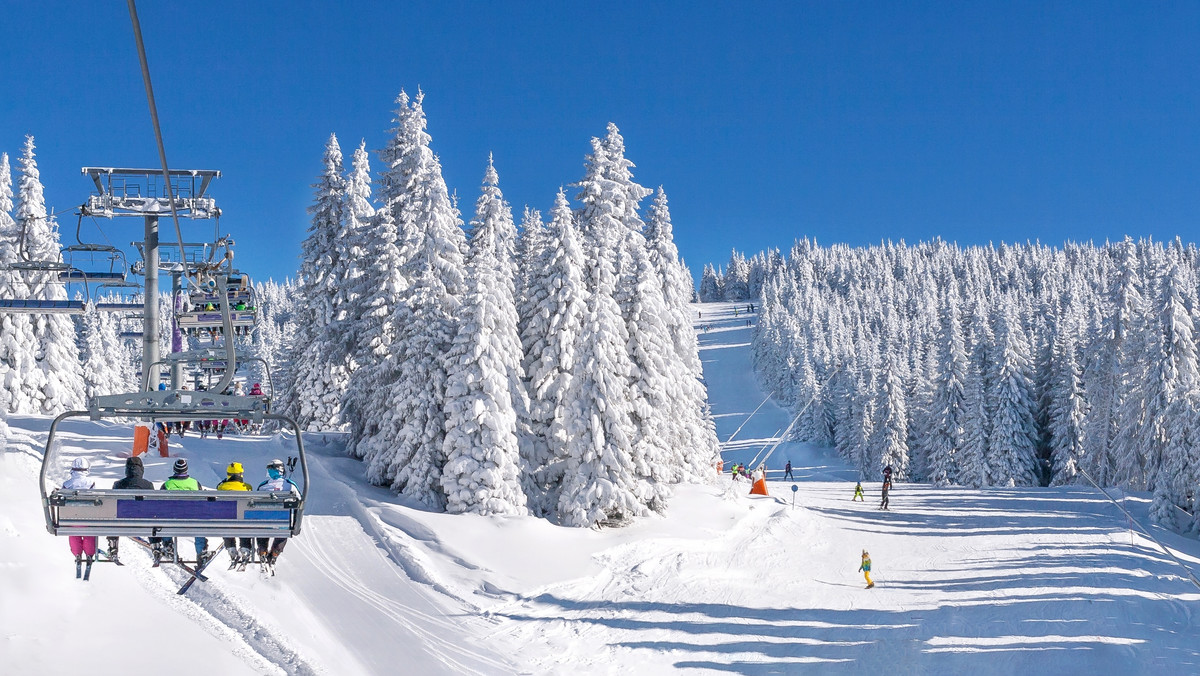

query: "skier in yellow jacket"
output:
217 462 254 565
859 550 874 588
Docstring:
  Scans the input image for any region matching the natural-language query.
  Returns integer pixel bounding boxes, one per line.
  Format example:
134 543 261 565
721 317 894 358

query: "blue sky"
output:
4 2 1200 285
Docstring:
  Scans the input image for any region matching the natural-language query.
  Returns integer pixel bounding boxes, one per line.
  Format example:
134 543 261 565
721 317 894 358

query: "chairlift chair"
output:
40 398 308 541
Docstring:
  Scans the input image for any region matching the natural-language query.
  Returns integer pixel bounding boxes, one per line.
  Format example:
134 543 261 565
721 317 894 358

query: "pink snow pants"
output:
69 535 97 558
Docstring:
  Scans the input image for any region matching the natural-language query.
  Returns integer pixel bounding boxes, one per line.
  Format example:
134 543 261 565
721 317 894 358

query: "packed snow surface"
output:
3 302 1199 675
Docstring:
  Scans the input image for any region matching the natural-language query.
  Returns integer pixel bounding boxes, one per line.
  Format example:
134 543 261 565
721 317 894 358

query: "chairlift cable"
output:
126 0 191 287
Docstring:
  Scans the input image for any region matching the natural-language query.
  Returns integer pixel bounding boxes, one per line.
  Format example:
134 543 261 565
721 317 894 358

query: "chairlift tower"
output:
80 167 221 391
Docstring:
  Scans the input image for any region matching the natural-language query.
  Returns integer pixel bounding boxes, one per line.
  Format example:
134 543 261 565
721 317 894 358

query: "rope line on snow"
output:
1078 467 1200 591
723 392 773 445
751 367 841 471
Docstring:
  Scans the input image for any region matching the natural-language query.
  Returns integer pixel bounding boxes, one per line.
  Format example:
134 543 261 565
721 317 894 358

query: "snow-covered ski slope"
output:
3 301 1200 675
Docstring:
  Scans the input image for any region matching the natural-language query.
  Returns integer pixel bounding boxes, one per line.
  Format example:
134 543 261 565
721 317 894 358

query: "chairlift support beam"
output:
81 168 221 220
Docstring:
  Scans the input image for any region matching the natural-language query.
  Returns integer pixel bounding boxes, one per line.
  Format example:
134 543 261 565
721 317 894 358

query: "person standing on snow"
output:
783 461 794 481
256 459 300 565
108 456 154 563
853 481 865 501
162 459 209 563
859 550 874 588
62 458 98 565
880 479 891 510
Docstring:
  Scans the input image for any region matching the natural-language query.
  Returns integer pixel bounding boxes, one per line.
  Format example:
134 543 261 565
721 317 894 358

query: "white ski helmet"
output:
72 457 90 471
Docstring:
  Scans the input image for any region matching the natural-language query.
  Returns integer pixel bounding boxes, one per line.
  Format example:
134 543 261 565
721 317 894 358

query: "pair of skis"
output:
128 537 226 595
229 549 276 576
177 544 226 595
74 545 124 581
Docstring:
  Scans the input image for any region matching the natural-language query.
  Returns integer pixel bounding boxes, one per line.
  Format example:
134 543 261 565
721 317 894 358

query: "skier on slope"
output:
783 460 794 481
256 459 301 566
62 458 97 569
880 478 891 511
217 462 254 565
859 550 874 588
853 481 864 501
107 456 154 564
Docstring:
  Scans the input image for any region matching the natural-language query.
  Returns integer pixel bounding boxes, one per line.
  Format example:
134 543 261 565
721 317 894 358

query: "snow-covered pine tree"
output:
875 320 910 480
1093 240 1147 487
384 90 467 299
926 278 967 486
597 125 681 505
723 250 750 301
986 302 1039 486
343 207 406 460
0 152 40 413
514 205 546 341
16 136 84 413
959 295 992 487
1147 263 1200 526
287 134 350 431
327 139 374 364
365 264 455 508
557 135 646 527
520 190 586 513
698 263 721 302
357 90 466 503
464 156 532 470
1047 294 1088 486
644 187 720 478
79 302 126 398
440 170 529 515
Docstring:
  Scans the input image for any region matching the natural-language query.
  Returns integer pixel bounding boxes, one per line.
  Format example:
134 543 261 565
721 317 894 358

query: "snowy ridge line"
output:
1079 467 1200 591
